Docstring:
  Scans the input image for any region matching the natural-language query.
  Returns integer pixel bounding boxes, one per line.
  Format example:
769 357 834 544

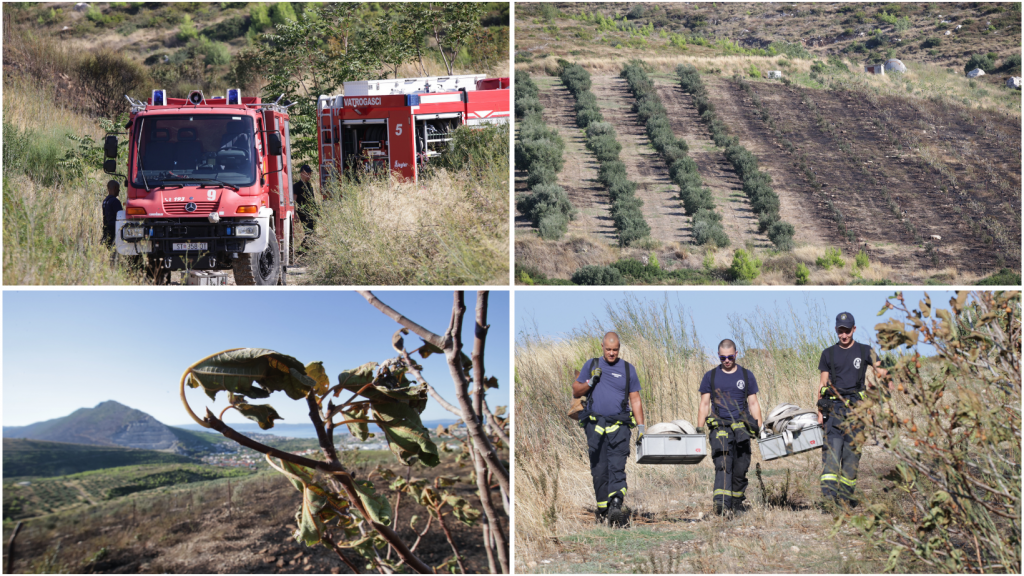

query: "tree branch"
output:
400 348 462 417
205 410 341 473
359 290 445 349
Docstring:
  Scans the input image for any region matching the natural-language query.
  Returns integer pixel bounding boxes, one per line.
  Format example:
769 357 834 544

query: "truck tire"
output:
233 233 281 285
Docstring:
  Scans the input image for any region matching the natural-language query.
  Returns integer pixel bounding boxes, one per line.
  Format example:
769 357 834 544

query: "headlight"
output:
235 224 259 238
122 225 146 240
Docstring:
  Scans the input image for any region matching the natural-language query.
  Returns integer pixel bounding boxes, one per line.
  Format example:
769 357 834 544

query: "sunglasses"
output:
719 354 736 362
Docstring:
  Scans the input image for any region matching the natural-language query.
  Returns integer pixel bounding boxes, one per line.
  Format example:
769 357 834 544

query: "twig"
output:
434 504 467 574
358 291 445 349
5 521 23 574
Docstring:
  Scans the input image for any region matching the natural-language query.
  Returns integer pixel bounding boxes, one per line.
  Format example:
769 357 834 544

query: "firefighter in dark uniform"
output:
293 164 316 233
572 332 645 527
697 339 763 515
816 312 888 507
101 180 122 248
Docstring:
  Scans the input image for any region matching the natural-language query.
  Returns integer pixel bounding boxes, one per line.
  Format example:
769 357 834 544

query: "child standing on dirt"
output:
101 180 122 248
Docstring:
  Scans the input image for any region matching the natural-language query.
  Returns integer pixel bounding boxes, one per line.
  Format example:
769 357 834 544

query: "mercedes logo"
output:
185 202 197 213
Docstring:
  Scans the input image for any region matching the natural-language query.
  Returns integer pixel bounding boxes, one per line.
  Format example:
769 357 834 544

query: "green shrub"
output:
747 63 761 78
921 37 942 49
77 49 150 117
815 247 846 270
963 53 996 73
571 265 624 285
977 268 1021 285
177 14 199 41
795 263 810 285
854 250 869 269
249 3 273 33
202 16 249 41
729 249 762 282
767 220 795 251
538 212 569 240
269 2 298 26
998 53 1021 74
186 36 231 66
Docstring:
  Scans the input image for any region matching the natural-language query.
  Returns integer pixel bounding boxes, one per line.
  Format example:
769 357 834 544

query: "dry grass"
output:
519 54 814 79
514 297 911 572
302 168 509 286
3 78 145 285
515 234 618 279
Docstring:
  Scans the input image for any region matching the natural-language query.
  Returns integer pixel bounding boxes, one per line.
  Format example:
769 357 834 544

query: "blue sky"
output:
515 289 958 358
3 290 509 428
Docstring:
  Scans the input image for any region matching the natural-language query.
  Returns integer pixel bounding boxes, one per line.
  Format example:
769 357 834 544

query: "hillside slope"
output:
2 438 195 479
4 400 181 452
514 2 1021 285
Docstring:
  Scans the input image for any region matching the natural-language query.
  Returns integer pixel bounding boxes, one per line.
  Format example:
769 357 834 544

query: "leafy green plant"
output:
795 263 810 285
848 291 1021 573
855 250 870 269
729 249 762 282
571 265 624 285
178 291 509 573
816 247 846 270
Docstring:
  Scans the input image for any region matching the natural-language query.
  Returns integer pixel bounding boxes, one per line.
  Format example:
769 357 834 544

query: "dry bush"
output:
514 234 618 280
77 48 151 118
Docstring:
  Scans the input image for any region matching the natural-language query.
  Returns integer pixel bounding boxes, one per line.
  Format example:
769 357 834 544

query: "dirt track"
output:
655 78 778 250
537 77 618 244
590 76 691 247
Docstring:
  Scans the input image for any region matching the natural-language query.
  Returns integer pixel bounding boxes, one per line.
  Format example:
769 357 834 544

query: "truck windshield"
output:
132 115 257 188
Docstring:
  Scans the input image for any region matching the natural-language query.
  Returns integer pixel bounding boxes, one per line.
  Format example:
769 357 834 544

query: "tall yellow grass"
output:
302 168 509 285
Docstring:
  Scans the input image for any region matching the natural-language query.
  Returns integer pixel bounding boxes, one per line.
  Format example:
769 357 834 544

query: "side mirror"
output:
104 135 118 159
103 159 117 174
267 133 283 156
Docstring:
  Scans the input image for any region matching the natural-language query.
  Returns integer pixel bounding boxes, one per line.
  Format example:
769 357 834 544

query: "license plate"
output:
172 242 208 251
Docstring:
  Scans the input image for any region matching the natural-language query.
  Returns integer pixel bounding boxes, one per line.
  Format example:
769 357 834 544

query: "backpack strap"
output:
709 367 719 417
584 358 601 412
742 367 752 396
621 361 632 413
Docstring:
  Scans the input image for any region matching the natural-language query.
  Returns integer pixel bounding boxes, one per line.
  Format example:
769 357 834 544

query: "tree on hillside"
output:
402 3 486 75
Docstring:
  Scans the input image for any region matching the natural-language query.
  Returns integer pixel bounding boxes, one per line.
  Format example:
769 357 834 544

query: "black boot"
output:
595 508 608 525
607 495 625 527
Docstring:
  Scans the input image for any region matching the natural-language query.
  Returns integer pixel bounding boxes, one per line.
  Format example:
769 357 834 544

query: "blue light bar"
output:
152 89 165 106
227 88 241 105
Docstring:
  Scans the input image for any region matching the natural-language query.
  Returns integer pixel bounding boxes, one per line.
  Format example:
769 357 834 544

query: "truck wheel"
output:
233 233 281 285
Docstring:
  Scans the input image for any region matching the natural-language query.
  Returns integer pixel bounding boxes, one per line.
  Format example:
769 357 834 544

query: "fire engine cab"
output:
316 74 509 183
108 89 295 285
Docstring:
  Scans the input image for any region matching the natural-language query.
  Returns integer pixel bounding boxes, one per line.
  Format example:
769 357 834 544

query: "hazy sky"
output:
3 290 509 427
516 289 962 359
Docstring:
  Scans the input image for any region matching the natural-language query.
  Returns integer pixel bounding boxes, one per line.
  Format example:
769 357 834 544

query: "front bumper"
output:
115 209 271 259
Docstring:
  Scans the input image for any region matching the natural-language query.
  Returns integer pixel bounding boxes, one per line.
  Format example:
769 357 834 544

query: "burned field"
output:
708 76 1022 273
3 453 506 574
516 71 1021 283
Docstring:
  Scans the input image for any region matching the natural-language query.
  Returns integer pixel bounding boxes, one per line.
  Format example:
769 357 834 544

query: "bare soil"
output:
536 77 618 244
589 75 691 247
706 75 1020 273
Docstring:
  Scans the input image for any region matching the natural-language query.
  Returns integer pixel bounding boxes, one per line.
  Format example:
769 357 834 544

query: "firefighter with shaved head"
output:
572 332 645 527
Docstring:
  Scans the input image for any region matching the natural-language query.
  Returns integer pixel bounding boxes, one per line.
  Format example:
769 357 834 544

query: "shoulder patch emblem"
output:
853 358 862 369
736 380 745 390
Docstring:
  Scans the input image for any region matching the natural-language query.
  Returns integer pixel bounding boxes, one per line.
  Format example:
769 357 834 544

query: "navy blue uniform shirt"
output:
102 195 122 227
699 366 758 420
576 357 640 418
818 343 875 394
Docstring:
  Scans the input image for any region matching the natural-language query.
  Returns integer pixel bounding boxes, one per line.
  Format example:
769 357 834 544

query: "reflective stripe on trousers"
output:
585 420 630 508
821 400 862 501
709 425 752 510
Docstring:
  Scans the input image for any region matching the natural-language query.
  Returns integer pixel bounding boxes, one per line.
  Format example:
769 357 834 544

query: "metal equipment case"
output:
636 433 707 465
757 425 824 461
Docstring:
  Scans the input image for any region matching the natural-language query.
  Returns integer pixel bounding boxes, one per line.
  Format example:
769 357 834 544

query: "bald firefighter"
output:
573 332 645 527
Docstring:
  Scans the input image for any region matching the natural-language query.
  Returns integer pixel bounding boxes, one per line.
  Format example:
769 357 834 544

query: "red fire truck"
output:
316 74 510 183
109 89 295 285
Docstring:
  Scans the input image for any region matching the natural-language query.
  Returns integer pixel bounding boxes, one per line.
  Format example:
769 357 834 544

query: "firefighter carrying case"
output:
757 424 824 461
636 433 707 465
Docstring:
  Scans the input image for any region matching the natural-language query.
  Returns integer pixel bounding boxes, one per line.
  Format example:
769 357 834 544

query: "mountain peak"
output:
3 401 180 452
